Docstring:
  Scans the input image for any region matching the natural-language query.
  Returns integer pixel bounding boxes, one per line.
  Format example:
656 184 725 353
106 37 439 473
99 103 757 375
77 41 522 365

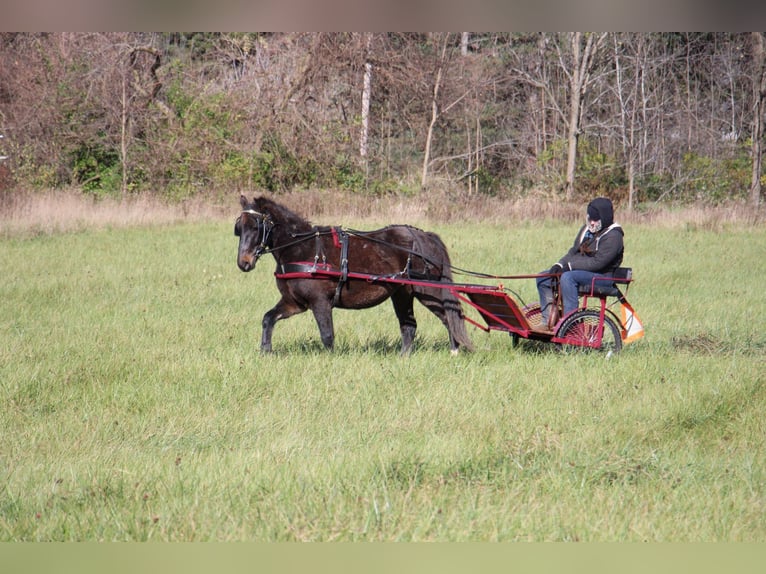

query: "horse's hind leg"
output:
261 298 305 352
391 289 417 355
310 301 335 350
414 290 459 354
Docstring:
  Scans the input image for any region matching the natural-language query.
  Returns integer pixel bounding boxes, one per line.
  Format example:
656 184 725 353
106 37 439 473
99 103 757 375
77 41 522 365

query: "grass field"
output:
1 205 765 541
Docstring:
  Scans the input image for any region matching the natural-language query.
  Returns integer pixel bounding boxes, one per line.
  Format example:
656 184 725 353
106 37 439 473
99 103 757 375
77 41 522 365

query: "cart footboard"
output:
456 288 534 336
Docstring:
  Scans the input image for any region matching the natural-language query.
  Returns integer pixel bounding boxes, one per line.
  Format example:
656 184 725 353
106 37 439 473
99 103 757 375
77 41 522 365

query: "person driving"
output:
536 197 624 330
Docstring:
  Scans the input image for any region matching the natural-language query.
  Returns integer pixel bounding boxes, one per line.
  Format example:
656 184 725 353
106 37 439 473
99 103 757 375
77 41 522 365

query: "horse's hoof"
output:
450 348 459 356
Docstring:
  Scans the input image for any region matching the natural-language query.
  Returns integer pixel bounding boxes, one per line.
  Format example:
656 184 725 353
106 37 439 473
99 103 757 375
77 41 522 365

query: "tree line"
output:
1 32 765 208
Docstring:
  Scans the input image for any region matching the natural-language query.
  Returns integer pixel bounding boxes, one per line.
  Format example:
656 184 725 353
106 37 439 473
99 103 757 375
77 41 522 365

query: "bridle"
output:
236 209 275 261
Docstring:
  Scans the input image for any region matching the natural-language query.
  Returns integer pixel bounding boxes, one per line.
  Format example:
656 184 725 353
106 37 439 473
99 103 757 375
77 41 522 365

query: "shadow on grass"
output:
250 333 654 358
266 335 466 357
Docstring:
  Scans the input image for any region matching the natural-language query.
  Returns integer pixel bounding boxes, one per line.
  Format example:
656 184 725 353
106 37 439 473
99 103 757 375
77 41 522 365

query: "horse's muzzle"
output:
238 256 256 272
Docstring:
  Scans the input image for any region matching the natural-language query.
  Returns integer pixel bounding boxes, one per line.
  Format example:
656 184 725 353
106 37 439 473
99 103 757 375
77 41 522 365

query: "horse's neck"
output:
270 221 315 262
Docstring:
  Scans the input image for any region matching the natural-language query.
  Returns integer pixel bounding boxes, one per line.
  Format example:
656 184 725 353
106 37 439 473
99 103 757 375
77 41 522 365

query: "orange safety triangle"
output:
620 301 645 344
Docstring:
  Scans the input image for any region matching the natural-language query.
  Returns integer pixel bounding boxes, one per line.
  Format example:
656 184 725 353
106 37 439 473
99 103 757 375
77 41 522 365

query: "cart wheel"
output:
556 310 622 355
511 333 520 347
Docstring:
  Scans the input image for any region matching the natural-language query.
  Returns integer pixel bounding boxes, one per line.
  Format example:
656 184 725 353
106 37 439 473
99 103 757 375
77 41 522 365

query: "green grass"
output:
1 218 765 540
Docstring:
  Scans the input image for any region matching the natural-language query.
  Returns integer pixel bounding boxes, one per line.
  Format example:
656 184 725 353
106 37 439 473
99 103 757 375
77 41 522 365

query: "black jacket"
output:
557 223 624 274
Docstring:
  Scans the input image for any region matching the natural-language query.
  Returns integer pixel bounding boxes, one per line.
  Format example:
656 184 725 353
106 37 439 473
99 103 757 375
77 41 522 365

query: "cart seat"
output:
578 267 632 298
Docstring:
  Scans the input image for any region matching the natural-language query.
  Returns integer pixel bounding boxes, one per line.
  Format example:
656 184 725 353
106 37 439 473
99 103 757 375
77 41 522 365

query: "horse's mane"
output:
254 196 313 233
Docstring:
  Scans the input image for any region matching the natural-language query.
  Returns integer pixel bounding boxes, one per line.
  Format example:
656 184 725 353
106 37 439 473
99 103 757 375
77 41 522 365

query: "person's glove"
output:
548 263 562 275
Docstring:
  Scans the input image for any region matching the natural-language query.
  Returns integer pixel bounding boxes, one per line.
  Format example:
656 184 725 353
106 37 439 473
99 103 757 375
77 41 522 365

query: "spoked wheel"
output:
556 309 622 355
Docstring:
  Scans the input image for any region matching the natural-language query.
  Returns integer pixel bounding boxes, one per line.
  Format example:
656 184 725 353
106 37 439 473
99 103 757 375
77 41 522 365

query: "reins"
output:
238 211 523 282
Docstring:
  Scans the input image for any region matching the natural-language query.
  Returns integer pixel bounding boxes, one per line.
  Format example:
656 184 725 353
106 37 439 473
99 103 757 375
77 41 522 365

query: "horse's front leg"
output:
310 301 335 350
261 298 305 352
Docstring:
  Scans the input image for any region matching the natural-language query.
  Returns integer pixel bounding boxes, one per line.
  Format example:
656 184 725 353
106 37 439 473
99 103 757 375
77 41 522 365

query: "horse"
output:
234 195 473 355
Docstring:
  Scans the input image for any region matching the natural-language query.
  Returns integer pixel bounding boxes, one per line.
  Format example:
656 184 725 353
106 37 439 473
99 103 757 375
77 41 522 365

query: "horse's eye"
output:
234 217 241 237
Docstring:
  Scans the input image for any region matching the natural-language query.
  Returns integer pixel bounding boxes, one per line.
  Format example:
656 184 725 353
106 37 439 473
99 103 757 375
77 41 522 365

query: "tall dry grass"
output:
242 188 766 229
0 189 230 237
1 188 765 237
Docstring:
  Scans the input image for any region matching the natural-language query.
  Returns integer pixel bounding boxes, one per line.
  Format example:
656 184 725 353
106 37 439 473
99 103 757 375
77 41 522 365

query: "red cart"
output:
454 268 643 355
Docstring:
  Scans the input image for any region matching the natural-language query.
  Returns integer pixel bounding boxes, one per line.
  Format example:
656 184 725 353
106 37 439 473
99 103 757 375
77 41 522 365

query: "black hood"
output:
587 197 614 228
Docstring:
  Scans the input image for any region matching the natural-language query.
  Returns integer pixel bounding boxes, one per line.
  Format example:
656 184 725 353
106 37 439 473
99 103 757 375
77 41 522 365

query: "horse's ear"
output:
239 195 248 209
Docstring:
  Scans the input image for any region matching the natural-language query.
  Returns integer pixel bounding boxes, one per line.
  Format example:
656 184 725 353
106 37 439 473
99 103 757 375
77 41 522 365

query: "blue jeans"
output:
537 270 611 323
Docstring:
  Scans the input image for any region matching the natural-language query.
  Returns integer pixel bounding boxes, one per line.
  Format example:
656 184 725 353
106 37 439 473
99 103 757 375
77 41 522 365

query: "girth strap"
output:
405 256 442 281
332 227 349 307
277 261 337 275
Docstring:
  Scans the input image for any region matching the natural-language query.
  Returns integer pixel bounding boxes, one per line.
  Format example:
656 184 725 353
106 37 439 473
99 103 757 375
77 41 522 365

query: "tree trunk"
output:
465 117 473 194
565 78 581 198
613 33 644 212
565 32 599 200
539 33 548 156
360 33 373 171
475 114 481 195
752 32 766 208
120 66 129 197
421 34 449 190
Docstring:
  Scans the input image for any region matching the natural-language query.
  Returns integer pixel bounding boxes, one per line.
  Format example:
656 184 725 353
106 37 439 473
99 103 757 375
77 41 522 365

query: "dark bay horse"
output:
234 195 473 354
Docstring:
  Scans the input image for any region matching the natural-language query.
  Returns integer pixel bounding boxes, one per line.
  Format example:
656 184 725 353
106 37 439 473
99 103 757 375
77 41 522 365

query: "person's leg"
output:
536 272 554 324
559 270 597 316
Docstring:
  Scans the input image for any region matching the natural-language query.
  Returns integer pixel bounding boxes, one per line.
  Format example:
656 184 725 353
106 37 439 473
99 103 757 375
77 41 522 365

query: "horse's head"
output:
235 195 275 272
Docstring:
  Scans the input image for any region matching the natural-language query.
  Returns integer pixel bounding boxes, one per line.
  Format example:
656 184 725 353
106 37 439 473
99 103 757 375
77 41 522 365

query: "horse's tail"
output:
419 231 474 353
440 265 475 353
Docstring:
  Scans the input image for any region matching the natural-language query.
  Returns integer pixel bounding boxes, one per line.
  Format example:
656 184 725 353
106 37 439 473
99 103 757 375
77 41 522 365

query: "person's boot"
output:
546 304 560 331
539 298 553 331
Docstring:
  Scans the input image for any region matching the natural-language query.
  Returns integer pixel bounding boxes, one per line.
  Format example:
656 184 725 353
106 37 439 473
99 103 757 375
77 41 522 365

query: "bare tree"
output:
560 32 606 200
461 33 469 56
612 33 649 211
421 33 450 190
1 32 763 204
752 32 766 208
360 33 373 170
